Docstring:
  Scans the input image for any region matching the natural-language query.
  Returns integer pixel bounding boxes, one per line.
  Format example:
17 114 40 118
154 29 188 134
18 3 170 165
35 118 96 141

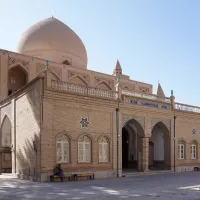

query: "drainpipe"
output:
173 114 176 173
116 75 120 178
171 90 176 173
116 105 119 177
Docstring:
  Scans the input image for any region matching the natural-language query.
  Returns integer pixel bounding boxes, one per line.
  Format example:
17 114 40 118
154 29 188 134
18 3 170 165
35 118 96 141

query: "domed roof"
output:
17 17 88 69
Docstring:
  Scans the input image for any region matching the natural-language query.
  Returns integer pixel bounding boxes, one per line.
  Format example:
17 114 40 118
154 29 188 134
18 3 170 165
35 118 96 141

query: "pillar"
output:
141 137 149 171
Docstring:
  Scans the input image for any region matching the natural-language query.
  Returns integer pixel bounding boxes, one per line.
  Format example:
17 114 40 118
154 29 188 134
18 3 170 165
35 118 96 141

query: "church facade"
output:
0 17 200 182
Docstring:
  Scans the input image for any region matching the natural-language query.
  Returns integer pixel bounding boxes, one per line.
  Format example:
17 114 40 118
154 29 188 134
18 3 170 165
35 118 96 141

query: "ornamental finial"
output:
45 60 49 71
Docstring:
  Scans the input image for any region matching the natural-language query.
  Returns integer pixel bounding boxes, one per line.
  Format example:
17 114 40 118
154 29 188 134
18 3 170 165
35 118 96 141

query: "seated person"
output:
53 164 64 182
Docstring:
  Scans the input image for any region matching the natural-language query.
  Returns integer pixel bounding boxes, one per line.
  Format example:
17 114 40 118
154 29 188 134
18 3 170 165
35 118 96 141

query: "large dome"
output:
17 17 88 69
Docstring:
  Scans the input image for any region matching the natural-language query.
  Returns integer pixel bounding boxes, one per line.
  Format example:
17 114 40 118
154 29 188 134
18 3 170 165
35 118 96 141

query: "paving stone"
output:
0 172 200 199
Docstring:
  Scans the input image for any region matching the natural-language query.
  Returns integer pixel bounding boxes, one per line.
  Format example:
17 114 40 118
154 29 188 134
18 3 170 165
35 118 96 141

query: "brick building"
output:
0 17 199 182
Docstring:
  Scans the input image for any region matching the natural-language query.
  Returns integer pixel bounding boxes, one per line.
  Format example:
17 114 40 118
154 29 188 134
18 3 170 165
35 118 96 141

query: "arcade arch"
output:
122 119 144 171
149 121 170 170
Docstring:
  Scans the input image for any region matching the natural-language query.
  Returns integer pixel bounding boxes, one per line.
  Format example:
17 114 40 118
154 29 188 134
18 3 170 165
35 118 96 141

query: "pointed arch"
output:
1 114 11 127
151 119 170 133
9 63 28 74
77 133 93 142
55 131 72 141
124 118 145 137
62 60 71 65
150 121 170 170
1 115 12 147
152 121 169 133
97 135 111 142
95 81 112 91
178 138 186 144
123 86 130 90
68 75 88 86
122 116 145 130
8 64 28 94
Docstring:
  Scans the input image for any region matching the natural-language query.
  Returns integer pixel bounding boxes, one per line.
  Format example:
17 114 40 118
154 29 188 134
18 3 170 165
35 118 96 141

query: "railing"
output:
50 81 200 114
175 102 200 113
122 90 171 104
51 80 118 100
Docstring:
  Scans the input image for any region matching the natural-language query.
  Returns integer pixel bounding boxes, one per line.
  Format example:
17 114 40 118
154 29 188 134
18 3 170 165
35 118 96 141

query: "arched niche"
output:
7 64 28 95
96 81 112 91
62 60 71 65
1 115 12 147
149 121 170 170
68 76 88 87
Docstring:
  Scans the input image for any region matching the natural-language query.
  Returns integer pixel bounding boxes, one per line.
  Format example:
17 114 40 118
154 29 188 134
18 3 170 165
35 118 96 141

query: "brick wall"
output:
41 90 117 174
15 79 42 178
175 111 200 167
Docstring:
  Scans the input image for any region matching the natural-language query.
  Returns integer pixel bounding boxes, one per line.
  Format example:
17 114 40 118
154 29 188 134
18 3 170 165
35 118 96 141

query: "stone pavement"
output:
0 172 200 199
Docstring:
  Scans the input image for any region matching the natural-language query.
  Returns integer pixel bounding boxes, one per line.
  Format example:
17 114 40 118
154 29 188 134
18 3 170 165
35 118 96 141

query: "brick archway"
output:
149 121 171 170
122 118 145 172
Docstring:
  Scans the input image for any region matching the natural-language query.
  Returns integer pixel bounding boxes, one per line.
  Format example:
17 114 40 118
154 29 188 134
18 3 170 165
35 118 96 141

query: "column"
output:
141 137 149 171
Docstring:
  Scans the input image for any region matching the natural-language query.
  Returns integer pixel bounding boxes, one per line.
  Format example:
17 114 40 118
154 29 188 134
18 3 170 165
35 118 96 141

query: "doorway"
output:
122 128 129 169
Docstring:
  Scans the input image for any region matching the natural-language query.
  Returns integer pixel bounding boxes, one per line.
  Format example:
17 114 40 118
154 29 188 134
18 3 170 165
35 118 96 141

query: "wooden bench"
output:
74 173 95 181
194 167 200 171
50 174 72 182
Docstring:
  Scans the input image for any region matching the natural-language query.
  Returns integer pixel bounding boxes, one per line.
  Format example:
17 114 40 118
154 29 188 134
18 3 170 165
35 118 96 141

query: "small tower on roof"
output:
157 82 165 97
113 60 122 76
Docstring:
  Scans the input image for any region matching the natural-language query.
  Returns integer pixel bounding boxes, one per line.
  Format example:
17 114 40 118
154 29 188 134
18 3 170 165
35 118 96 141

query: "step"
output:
122 170 174 177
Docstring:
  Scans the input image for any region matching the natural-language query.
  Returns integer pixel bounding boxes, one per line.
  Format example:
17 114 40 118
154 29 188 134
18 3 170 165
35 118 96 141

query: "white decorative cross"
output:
79 117 89 128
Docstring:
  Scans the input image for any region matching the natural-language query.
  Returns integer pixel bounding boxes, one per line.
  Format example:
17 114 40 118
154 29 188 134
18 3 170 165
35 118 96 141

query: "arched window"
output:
98 136 109 162
78 135 91 163
56 134 70 163
178 140 185 160
62 60 71 65
191 141 197 159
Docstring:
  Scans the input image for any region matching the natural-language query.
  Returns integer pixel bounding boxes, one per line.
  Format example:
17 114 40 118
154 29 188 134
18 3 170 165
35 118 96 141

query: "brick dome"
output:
17 17 87 69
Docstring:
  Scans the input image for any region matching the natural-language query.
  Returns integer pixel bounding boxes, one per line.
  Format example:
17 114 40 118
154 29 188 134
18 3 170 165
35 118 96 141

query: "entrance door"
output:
122 128 129 168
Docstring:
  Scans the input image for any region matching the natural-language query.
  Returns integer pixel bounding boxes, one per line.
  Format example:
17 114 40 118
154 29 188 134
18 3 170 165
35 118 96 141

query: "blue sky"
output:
0 0 199 105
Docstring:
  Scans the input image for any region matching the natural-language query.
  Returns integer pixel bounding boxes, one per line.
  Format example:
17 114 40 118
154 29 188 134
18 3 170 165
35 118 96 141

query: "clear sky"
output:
0 0 199 106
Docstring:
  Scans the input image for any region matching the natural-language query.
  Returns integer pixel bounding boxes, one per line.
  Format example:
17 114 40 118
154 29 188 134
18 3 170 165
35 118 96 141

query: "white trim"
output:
56 135 70 163
78 140 91 163
178 143 184 160
191 144 196 159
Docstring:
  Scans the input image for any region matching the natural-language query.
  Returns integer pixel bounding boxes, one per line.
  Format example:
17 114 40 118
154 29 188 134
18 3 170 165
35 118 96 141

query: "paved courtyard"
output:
0 172 200 199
